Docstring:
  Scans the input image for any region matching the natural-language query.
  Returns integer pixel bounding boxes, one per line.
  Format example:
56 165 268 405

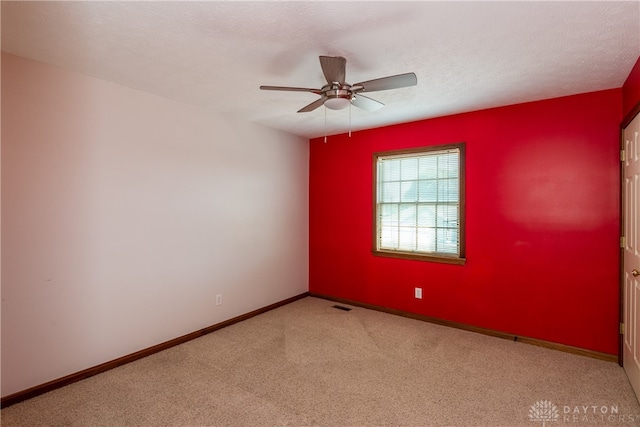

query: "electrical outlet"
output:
415 287 422 299
216 294 223 306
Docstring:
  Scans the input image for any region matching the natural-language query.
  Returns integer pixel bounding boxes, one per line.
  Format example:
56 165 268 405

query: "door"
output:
623 111 640 402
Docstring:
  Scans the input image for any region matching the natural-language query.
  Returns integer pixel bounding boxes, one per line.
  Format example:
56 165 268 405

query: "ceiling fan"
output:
260 56 417 113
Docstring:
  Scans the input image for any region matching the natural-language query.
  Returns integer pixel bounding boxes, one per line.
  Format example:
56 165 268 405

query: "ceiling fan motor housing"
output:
323 83 353 110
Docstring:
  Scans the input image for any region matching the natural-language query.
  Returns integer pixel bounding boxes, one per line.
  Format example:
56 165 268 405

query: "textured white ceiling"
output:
2 1 639 139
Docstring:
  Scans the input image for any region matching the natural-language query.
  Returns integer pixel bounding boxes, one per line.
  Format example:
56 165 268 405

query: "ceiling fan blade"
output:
319 56 346 84
351 94 385 112
353 72 417 93
260 85 321 94
298 97 326 113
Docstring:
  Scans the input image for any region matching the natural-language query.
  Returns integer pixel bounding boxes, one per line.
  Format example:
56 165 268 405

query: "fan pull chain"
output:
349 102 352 138
324 107 327 143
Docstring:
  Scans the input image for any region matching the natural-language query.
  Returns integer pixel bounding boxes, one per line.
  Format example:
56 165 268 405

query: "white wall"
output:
1 53 309 397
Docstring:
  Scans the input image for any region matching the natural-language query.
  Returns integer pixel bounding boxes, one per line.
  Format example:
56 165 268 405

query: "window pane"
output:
417 227 436 252
380 226 398 248
437 178 459 202
400 181 417 202
419 156 438 179
400 158 418 180
399 204 417 227
381 182 400 202
438 153 459 178
380 204 398 226
417 205 436 227
437 205 458 228
381 159 401 181
418 179 437 202
398 227 417 250
437 228 458 254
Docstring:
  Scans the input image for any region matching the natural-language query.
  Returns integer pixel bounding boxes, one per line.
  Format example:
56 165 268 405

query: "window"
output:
372 143 465 264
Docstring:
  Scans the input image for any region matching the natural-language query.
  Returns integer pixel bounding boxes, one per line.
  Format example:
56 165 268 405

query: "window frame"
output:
371 143 466 265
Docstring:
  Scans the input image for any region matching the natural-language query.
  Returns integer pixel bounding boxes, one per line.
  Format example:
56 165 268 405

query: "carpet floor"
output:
2 296 639 426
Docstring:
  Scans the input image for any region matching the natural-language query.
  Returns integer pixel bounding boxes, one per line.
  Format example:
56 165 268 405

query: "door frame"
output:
619 101 640 366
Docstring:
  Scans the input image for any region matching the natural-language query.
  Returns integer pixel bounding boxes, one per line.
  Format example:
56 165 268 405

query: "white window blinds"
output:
375 146 462 257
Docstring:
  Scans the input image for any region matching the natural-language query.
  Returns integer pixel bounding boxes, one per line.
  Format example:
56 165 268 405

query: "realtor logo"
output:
529 400 560 426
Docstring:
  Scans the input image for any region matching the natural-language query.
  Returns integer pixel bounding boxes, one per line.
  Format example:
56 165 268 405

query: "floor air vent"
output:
332 305 352 312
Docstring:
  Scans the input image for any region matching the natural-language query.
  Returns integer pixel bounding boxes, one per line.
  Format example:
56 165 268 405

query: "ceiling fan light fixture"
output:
324 97 351 110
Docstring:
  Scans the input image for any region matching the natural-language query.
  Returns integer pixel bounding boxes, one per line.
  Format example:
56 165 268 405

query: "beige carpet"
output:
2 296 639 426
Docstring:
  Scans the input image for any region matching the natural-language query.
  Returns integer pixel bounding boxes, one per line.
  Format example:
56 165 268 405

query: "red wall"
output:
623 56 640 119
309 89 622 355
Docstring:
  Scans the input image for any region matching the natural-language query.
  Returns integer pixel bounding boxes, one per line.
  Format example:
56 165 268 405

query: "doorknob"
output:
633 269 640 277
